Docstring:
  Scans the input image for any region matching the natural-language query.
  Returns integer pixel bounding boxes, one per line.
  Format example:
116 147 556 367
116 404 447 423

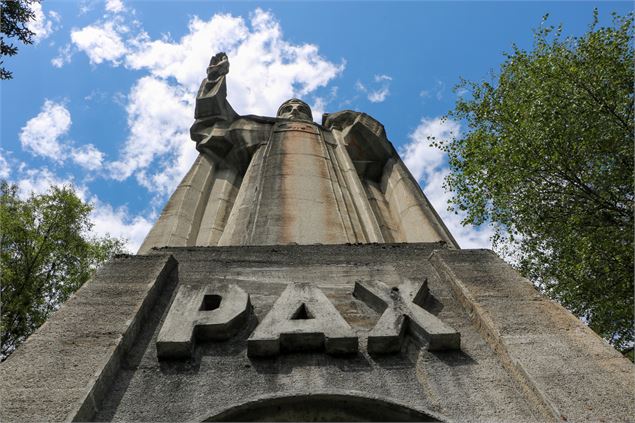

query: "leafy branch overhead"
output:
436 11 634 351
0 0 38 79
0 183 126 359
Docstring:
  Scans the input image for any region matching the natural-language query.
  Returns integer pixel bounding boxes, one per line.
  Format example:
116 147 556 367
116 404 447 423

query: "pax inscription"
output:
156 279 460 360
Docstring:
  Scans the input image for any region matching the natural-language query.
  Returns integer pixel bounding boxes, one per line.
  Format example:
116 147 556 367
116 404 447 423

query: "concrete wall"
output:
3 244 631 422
0 255 177 422
431 249 635 421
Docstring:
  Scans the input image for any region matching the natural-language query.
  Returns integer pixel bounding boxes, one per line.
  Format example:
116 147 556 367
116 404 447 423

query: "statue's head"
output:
277 98 313 122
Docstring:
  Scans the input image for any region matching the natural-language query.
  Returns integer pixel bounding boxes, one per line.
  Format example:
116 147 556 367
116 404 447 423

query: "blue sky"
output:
1 0 631 252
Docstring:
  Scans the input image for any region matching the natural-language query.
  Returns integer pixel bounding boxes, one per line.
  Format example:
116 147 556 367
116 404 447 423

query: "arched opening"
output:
204 393 443 422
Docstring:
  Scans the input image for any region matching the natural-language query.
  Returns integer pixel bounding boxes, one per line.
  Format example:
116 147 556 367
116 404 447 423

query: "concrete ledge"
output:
0 254 177 422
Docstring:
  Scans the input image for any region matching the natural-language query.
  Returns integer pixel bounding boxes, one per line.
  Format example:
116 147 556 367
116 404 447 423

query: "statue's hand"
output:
206 52 229 81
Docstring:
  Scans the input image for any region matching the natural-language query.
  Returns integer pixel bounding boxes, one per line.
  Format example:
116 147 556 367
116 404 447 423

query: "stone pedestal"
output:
2 244 632 422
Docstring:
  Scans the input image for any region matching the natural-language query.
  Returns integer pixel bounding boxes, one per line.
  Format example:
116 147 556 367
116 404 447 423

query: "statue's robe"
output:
138 76 457 253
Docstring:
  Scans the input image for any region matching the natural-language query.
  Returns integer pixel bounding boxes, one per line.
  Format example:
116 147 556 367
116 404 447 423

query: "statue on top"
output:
138 52 456 253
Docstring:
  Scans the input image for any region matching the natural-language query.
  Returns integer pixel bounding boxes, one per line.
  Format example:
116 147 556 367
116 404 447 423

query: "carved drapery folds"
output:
138 53 457 254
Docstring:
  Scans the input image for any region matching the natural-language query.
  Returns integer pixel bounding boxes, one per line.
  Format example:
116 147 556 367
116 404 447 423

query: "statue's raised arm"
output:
190 52 239 143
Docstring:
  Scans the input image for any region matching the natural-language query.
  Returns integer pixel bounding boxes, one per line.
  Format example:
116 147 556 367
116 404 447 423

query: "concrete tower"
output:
1 53 633 422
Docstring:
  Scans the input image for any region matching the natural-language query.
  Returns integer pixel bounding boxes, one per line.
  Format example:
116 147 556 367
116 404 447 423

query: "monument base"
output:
1 244 633 422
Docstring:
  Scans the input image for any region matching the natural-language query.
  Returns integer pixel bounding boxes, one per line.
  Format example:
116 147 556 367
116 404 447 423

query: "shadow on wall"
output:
203 392 445 422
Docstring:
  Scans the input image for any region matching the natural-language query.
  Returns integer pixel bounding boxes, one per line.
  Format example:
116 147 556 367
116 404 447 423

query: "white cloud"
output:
78 1 93 15
402 117 457 181
19 100 71 162
66 8 343 198
105 0 125 13
356 74 392 103
435 80 445 101
51 43 72 68
139 141 199 199
456 87 469 97
368 87 390 103
29 2 60 43
0 152 10 179
15 167 81 199
311 97 327 123
18 101 106 172
71 21 127 65
402 117 494 249
71 144 105 170
419 80 446 102
108 76 192 193
310 87 340 123
124 9 344 115
10 162 150 252
89 200 153 253
83 89 109 102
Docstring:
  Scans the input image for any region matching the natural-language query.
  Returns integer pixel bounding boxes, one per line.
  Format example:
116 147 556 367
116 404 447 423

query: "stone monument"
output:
1 53 633 422
138 52 455 252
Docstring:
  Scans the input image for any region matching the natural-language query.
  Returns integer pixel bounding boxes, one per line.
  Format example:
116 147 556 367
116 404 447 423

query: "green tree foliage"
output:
436 11 634 351
0 0 38 79
0 183 126 359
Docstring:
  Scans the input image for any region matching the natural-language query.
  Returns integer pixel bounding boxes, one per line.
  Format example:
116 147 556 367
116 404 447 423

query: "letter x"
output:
353 278 460 354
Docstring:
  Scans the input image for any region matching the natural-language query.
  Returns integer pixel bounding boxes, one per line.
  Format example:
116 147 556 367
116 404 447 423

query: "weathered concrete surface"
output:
354 278 460 353
4 244 632 422
138 155 215 254
242 120 353 245
0 255 177 422
157 283 251 359
138 53 458 252
248 283 358 357
195 167 241 246
430 249 635 422
381 158 455 246
88 244 539 422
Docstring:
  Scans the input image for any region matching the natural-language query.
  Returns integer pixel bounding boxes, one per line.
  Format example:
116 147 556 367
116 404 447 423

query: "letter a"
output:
247 283 358 357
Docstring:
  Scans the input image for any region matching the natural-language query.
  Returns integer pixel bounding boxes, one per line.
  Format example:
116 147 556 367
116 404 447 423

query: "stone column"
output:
382 158 458 247
138 154 215 253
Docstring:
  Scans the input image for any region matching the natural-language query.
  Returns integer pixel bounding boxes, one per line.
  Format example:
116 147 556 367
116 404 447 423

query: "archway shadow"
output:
202 391 446 422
